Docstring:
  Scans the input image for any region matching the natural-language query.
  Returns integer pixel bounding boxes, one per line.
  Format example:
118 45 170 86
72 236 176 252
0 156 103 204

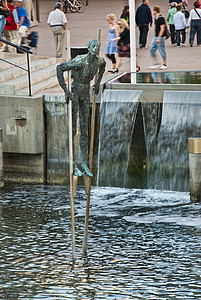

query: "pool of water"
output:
110 71 201 84
1 185 201 299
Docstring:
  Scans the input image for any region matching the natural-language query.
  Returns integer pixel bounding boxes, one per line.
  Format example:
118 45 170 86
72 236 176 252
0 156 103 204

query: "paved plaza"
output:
33 0 200 93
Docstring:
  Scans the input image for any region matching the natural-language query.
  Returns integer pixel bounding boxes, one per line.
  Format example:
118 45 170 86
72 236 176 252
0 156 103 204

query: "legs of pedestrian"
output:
149 37 167 69
197 20 201 46
139 24 149 48
169 24 176 45
176 30 181 46
149 37 160 68
106 54 116 71
157 37 167 69
189 21 197 46
52 26 65 58
181 28 186 45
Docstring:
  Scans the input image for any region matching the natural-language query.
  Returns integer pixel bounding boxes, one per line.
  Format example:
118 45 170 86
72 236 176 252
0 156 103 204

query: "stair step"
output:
4 64 58 91
16 75 63 95
0 58 58 83
0 54 27 73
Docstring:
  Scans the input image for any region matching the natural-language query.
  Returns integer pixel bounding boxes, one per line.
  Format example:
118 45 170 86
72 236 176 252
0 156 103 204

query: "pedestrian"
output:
105 13 119 72
120 5 129 23
166 2 177 45
173 4 188 46
188 1 201 47
111 18 130 73
112 18 140 72
15 0 30 46
0 0 9 37
1 0 20 52
169 0 182 6
181 0 189 17
136 0 152 49
149 5 167 70
47 1 67 58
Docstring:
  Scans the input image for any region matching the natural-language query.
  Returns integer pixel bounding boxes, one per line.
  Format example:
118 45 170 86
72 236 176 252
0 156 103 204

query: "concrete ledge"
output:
105 82 201 103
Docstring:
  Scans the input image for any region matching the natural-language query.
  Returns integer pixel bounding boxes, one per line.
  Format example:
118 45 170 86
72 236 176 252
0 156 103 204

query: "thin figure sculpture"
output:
57 39 106 177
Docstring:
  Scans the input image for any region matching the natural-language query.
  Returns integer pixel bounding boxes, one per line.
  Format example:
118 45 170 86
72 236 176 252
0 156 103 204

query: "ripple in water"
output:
0 185 201 299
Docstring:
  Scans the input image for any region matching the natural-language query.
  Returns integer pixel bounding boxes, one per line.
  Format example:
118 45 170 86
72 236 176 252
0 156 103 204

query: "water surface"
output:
0 185 201 299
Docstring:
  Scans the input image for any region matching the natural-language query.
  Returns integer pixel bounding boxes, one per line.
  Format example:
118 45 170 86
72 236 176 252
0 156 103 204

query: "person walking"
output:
47 1 67 58
111 18 130 72
173 4 188 47
188 1 201 47
105 13 119 72
149 5 167 70
1 0 20 52
120 5 129 23
136 0 152 49
15 0 30 46
0 0 9 37
166 2 177 45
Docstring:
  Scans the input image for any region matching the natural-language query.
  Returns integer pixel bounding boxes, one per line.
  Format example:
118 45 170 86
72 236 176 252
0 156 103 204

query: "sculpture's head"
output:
88 40 100 56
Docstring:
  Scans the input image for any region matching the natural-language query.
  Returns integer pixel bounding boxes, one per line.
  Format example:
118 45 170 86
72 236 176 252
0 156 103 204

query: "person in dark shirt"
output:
149 5 167 70
111 18 130 72
136 0 152 48
120 5 129 23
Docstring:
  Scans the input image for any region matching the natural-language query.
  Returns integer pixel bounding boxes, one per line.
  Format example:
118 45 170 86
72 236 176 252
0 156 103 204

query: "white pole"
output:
82 28 101 255
67 28 76 261
129 0 136 83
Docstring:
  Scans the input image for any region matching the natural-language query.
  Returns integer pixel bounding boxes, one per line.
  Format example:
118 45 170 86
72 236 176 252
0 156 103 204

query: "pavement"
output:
32 0 201 93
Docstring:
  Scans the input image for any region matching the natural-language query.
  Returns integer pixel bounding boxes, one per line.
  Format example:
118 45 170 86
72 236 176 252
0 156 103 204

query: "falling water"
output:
97 89 142 187
142 91 201 191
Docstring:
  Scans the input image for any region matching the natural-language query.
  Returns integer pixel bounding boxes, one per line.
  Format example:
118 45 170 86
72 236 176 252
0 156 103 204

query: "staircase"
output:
0 53 66 96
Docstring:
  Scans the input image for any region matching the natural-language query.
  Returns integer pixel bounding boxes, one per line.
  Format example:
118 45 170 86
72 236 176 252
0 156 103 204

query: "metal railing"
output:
0 38 33 96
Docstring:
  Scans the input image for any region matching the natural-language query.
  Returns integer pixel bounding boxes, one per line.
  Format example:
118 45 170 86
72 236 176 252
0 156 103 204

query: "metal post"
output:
82 28 101 255
0 129 4 188
35 0 40 22
27 52 32 96
189 138 201 202
67 28 76 260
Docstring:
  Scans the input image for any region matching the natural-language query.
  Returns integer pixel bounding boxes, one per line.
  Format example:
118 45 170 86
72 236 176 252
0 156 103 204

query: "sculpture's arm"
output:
94 58 106 95
56 59 83 103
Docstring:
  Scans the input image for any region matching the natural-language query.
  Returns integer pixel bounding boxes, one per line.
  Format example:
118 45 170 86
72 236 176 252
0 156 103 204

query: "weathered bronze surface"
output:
188 138 201 154
57 39 106 177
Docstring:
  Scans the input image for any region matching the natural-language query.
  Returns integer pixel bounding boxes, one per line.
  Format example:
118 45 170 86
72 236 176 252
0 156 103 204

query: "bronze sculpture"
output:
57 39 106 177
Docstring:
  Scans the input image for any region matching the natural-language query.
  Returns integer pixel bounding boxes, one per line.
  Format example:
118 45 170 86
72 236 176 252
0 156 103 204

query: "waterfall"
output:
97 89 142 187
142 91 201 191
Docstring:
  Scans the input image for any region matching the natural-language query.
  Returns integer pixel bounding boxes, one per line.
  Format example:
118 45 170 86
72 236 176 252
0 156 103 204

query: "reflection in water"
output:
0 185 201 299
111 71 201 84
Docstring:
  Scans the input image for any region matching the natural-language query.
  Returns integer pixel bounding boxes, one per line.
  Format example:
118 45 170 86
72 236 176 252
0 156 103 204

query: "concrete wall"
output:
0 95 44 183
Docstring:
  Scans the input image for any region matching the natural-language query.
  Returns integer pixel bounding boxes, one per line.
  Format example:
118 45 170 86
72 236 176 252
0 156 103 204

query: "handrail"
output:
0 37 33 96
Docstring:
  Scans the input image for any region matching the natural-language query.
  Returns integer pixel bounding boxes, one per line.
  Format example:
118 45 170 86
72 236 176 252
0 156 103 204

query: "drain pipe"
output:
0 129 4 188
188 138 201 202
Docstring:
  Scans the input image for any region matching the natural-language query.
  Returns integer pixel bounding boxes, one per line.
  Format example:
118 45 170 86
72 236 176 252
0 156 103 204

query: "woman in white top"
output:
188 1 201 46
